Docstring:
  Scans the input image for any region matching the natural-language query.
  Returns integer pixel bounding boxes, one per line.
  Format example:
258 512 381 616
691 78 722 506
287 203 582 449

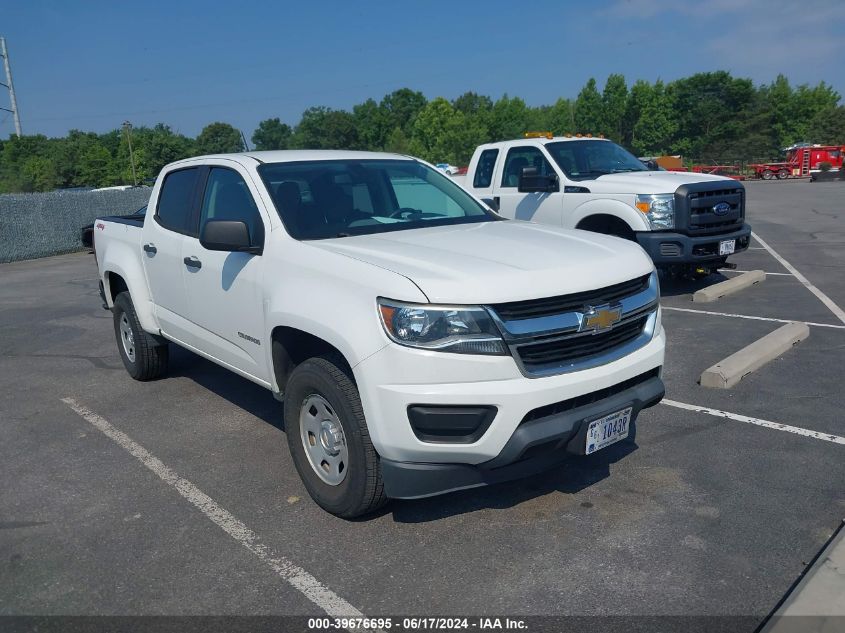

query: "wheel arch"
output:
567 198 650 233
270 325 358 396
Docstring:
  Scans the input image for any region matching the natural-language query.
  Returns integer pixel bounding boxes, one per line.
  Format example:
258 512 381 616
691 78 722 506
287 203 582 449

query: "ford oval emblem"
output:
712 202 731 216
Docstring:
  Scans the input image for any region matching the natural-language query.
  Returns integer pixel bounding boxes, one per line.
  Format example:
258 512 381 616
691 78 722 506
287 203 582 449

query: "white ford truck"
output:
454 135 752 278
93 150 665 517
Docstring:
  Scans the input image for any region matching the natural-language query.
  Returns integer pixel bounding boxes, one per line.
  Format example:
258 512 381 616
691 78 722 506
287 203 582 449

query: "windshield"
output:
545 140 647 181
258 159 496 240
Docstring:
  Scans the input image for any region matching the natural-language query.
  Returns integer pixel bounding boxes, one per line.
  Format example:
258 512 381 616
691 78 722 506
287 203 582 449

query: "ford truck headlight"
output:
636 194 675 230
377 299 507 355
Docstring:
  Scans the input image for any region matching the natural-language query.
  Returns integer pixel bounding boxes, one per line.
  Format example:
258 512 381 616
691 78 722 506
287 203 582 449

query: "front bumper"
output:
635 223 751 265
353 325 665 497
381 373 664 499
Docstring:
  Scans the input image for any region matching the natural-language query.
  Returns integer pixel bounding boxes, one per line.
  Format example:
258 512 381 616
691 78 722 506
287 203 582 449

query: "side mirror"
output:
481 197 499 212
645 159 660 171
200 220 261 254
518 167 559 193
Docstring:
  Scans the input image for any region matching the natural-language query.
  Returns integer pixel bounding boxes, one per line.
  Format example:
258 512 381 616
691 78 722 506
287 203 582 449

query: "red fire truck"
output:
749 144 844 179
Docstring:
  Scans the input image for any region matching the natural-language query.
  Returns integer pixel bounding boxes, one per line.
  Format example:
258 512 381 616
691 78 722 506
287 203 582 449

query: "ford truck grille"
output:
488 273 659 377
675 182 745 236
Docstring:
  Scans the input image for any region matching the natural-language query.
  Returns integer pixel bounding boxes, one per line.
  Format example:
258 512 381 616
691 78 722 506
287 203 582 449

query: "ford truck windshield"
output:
259 159 496 240
545 140 648 181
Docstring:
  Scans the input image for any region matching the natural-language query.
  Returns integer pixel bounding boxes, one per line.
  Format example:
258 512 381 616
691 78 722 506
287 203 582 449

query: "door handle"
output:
143 243 157 254
183 256 202 270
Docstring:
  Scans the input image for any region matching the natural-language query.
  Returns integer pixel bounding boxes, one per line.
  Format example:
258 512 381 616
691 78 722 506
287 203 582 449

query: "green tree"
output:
574 78 604 134
20 156 59 192
352 99 389 151
548 98 575 135
77 143 115 187
292 107 359 149
808 106 845 144
488 95 529 141
383 126 410 154
195 122 244 154
629 80 677 156
409 97 487 164
380 88 427 135
251 118 292 151
602 74 628 141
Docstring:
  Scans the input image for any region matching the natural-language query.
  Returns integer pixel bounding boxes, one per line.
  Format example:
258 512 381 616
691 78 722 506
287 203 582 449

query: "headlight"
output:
635 194 675 230
377 299 507 355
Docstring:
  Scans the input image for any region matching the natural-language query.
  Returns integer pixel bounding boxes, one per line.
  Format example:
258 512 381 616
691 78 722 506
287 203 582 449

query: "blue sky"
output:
4 0 845 139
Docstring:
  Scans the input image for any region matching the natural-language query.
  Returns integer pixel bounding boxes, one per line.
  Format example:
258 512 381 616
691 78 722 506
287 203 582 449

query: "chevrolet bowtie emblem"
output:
580 304 623 333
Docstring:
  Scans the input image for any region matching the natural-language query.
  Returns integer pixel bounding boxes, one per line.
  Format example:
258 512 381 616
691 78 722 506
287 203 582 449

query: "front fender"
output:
567 198 650 232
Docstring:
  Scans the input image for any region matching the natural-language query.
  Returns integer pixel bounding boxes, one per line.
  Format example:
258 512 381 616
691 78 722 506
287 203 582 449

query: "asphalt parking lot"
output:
2 179 844 628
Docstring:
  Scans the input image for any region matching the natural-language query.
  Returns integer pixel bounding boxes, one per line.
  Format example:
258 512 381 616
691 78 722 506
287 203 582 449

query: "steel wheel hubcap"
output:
300 394 348 486
119 313 135 363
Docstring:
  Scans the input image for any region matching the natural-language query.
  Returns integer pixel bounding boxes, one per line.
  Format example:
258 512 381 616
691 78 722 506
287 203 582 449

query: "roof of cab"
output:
478 136 612 150
166 149 414 169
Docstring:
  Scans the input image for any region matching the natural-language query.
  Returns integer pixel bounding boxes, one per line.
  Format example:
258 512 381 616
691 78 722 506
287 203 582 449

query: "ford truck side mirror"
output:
518 167 559 193
200 220 262 255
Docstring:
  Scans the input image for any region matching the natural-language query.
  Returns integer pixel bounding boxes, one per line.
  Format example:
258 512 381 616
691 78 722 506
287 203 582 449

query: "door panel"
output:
492 146 563 225
141 167 201 341
181 166 269 381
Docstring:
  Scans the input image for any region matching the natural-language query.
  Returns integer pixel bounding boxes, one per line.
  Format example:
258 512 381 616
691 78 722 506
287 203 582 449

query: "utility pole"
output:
0 37 22 137
122 120 138 186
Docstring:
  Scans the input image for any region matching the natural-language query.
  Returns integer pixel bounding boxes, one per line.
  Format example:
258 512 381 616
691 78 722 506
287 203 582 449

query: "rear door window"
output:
473 149 499 188
156 168 200 234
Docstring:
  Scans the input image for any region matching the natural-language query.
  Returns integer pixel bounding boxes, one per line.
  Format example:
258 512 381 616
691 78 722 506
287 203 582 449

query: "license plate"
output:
719 239 736 255
585 407 632 455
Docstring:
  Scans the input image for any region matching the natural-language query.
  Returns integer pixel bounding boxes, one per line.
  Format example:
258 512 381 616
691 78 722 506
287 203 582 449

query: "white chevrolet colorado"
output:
454 135 752 278
93 150 665 517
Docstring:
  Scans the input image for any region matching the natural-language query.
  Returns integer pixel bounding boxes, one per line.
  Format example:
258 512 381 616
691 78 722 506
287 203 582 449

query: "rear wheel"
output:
284 355 387 518
113 292 168 380
762 170 775 180
777 169 789 180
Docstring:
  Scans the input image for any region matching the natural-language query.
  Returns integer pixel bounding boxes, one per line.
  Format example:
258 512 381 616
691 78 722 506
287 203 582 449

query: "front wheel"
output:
284 355 387 518
112 291 169 381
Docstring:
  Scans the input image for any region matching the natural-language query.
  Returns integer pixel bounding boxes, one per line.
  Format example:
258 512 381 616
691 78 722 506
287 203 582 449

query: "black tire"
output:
762 170 775 180
112 291 168 381
284 355 387 518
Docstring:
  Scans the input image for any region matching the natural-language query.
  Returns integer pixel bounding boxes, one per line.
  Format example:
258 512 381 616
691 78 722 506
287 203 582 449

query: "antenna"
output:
0 37 21 136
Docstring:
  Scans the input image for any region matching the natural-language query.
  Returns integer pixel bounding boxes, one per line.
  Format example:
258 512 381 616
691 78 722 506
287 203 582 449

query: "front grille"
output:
491 274 650 321
515 314 649 373
521 368 661 424
680 184 745 235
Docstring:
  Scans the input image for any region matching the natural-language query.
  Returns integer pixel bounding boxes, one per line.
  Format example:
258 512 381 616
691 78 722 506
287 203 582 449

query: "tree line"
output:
2 71 843 193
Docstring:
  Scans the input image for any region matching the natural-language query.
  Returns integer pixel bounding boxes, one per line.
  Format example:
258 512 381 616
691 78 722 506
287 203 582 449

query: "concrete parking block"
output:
700 322 810 389
693 269 766 303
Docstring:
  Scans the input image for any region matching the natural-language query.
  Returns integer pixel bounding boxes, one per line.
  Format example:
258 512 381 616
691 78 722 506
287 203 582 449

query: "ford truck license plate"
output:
585 407 632 455
719 239 736 255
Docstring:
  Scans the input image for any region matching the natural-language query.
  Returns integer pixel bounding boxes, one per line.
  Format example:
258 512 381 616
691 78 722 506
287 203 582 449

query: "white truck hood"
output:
587 170 734 195
311 221 654 304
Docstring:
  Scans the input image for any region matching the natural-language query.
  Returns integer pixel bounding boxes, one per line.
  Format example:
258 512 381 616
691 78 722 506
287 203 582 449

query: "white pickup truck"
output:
454 135 752 278
93 150 665 517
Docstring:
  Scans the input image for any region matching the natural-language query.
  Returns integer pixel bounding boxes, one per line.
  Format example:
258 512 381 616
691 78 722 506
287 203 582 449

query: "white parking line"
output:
661 306 845 330
752 231 845 325
661 399 845 446
721 269 792 276
61 397 365 621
